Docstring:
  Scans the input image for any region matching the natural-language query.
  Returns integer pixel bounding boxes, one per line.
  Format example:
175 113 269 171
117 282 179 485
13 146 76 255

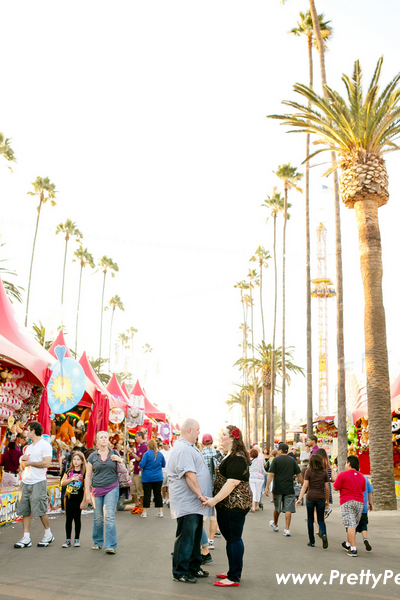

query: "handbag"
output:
213 454 252 512
117 461 132 487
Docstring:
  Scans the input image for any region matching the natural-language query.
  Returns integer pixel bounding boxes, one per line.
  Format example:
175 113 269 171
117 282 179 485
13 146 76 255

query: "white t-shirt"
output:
300 450 310 462
21 438 52 484
160 449 171 474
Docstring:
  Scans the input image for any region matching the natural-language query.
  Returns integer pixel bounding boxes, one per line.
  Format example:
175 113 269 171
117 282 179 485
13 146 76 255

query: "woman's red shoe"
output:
214 581 240 587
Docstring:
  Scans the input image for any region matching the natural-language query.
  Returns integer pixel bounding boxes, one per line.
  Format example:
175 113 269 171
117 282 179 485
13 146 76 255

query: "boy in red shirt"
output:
333 455 366 557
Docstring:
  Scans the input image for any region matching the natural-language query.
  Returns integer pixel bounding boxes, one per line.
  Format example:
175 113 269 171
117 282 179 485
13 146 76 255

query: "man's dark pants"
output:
173 513 203 578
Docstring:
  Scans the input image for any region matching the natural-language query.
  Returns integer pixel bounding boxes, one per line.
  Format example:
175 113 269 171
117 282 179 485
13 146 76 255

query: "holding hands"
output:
201 496 216 507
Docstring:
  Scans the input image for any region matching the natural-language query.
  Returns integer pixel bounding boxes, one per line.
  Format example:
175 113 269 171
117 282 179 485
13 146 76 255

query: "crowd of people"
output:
6 419 375 587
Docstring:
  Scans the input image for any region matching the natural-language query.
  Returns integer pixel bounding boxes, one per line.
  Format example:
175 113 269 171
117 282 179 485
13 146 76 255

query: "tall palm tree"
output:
290 9 333 441
250 246 271 445
226 388 247 427
0 132 16 169
249 246 271 342
97 256 119 357
73 246 95 354
127 326 138 373
25 177 57 326
271 57 400 510
262 188 285 448
274 164 303 443
282 0 347 478
234 280 251 446
236 343 304 446
105 295 125 370
247 268 259 444
55 219 83 309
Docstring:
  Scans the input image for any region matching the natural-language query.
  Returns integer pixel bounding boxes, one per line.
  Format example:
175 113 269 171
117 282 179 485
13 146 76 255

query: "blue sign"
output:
47 345 86 414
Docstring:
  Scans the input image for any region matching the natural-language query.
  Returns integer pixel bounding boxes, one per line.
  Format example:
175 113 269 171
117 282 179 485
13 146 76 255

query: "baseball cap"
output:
202 433 213 444
278 442 289 453
162 440 170 445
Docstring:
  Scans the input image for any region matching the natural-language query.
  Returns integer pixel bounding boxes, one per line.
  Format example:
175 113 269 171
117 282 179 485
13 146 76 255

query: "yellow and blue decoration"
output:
47 345 86 414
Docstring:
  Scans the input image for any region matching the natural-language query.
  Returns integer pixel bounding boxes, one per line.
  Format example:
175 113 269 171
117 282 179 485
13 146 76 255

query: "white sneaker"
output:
37 534 55 547
140 513 147 518
208 539 215 549
269 520 278 532
14 537 32 549
283 529 291 537
157 513 164 518
74 539 81 547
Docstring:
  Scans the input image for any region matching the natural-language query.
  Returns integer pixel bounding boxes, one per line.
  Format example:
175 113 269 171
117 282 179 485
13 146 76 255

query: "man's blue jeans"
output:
173 514 203 577
92 485 119 550
306 499 326 545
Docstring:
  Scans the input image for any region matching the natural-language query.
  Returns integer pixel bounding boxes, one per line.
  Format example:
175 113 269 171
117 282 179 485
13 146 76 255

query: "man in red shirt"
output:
333 455 366 557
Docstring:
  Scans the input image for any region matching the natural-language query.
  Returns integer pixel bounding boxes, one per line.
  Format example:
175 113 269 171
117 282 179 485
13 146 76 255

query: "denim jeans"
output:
173 514 203 577
216 507 247 583
92 485 119 550
201 526 208 547
306 499 326 544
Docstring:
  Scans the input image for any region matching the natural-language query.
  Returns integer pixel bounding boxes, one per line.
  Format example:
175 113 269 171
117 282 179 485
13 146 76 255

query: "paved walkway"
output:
0 496 400 600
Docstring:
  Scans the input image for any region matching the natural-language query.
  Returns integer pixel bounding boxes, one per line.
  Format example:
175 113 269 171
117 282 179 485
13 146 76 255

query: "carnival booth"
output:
350 372 400 499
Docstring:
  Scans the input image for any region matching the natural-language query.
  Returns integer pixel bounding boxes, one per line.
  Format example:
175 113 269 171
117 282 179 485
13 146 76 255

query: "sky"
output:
1 1 400 439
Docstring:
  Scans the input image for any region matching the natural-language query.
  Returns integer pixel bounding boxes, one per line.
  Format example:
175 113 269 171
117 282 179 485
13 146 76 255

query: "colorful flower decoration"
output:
231 428 241 440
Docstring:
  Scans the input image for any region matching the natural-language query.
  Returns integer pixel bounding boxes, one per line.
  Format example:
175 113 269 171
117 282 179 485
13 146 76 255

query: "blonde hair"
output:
147 438 158 459
96 430 109 439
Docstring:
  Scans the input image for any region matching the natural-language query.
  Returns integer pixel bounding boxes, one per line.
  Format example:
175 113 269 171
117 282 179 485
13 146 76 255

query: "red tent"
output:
121 381 130 400
129 379 165 421
0 277 52 385
106 374 128 414
48 331 74 359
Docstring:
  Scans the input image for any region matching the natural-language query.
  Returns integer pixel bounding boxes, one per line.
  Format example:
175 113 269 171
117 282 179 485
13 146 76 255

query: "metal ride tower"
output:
311 223 336 415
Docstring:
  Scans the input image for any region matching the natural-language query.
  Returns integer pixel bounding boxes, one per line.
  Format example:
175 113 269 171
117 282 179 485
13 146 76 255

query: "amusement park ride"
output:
311 223 336 416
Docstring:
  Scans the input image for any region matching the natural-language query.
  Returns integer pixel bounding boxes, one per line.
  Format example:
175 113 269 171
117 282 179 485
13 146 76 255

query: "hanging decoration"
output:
47 345 86 414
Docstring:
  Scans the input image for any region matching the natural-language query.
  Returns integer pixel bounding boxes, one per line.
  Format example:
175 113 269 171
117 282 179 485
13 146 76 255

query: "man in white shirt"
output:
14 421 54 549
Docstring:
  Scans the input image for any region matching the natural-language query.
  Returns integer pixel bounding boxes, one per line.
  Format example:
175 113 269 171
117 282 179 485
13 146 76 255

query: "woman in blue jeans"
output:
296 454 330 549
203 425 252 588
85 431 123 554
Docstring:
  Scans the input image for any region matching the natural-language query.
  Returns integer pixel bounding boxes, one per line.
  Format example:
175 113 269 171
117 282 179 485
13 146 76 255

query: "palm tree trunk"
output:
259 263 266 447
250 287 258 444
108 308 115 373
25 198 42 327
75 264 83 355
99 271 106 357
306 34 313 438
282 186 288 443
61 237 69 312
354 198 396 510
309 0 347 471
270 216 278 450
264 381 272 450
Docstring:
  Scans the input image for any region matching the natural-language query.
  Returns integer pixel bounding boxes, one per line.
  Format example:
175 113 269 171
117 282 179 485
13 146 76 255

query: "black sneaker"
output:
307 542 315 547
347 548 357 557
201 553 213 565
173 574 197 584
342 541 350 551
322 535 328 550
363 539 372 551
214 530 222 537
190 569 209 578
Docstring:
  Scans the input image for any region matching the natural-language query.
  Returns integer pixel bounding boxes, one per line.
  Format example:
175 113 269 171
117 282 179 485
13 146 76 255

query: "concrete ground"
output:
0 495 400 600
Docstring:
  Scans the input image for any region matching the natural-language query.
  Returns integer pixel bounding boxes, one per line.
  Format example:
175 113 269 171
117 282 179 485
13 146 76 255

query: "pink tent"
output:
130 379 166 421
48 331 74 359
106 374 128 414
0 277 53 385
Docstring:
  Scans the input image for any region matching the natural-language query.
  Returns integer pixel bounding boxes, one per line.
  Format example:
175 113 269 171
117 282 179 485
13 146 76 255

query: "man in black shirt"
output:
265 443 303 537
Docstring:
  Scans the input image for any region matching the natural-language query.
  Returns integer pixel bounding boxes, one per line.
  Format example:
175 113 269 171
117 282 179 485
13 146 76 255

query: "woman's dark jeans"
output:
173 514 203 578
142 480 163 508
216 507 247 583
306 499 326 544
